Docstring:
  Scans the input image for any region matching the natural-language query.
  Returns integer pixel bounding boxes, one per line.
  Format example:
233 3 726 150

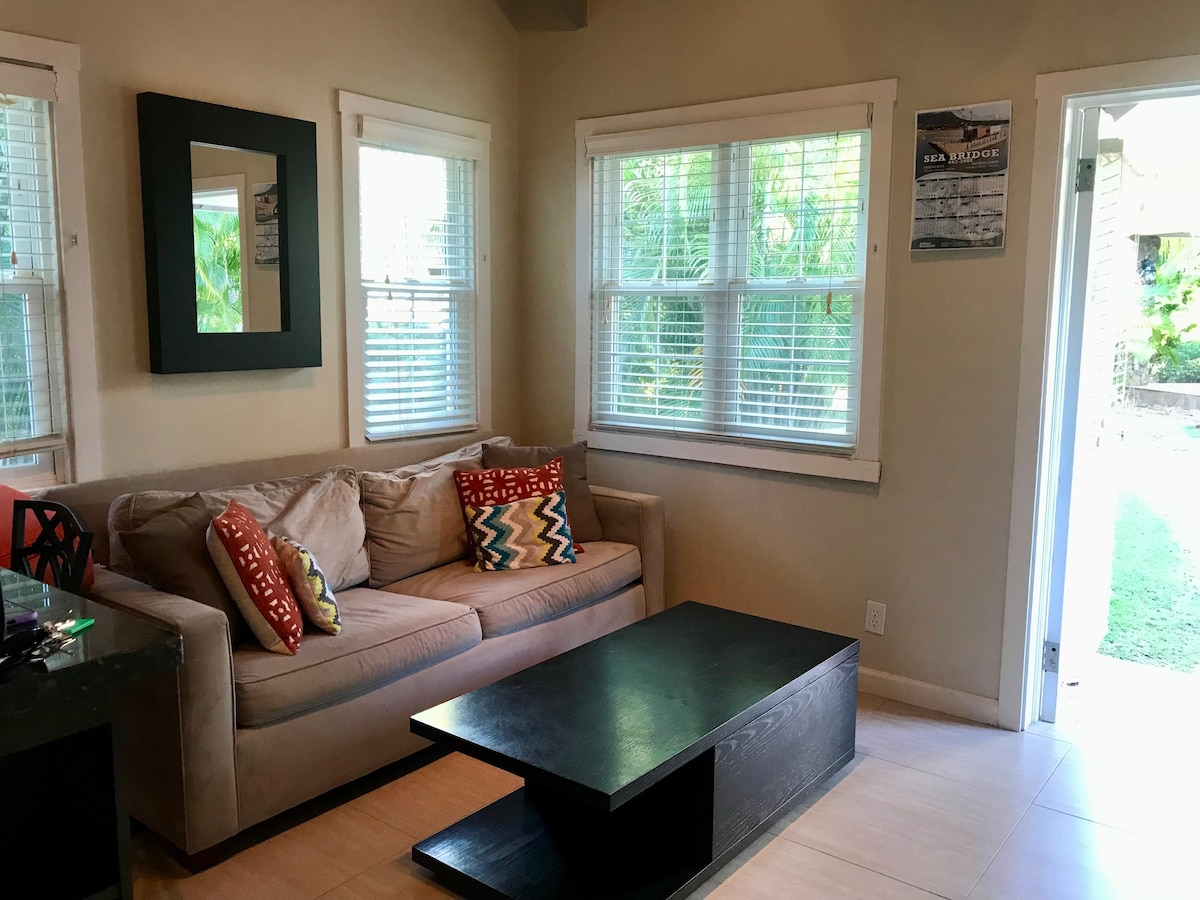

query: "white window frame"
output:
0 30 100 484
338 91 491 447
574 80 895 483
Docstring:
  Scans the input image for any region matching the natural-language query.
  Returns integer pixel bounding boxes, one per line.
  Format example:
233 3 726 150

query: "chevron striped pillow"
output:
464 490 577 572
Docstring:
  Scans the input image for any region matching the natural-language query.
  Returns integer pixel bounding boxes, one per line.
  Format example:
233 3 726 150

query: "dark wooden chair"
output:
11 499 93 595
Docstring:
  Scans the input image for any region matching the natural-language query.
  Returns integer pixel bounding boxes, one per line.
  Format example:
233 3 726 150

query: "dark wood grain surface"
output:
711 656 858 857
414 754 716 900
411 602 857 811
412 602 859 899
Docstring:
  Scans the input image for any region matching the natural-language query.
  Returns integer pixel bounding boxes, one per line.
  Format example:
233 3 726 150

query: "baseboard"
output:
858 667 1000 727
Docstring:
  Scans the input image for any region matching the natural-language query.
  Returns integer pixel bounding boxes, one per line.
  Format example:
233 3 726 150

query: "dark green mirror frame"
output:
137 92 321 373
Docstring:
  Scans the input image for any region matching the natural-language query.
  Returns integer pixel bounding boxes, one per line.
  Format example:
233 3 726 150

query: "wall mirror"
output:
137 93 321 372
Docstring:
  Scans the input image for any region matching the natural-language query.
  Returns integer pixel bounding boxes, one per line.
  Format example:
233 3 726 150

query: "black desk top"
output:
411 602 858 810
1 568 181 721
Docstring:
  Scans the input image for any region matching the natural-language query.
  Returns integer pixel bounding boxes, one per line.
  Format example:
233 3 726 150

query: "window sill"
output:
575 429 881 483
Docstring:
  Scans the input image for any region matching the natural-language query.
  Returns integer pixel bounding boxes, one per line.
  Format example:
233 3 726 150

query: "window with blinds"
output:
588 119 870 453
0 90 66 480
356 129 478 441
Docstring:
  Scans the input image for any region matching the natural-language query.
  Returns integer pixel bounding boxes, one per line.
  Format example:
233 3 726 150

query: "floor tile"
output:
693 829 941 900
1034 744 1200 847
319 852 457 899
350 752 522 840
857 690 888 711
134 805 415 900
856 700 1070 801
968 804 1195 899
774 755 1029 900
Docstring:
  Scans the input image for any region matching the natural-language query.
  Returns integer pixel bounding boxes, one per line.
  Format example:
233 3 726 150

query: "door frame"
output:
999 53 1200 731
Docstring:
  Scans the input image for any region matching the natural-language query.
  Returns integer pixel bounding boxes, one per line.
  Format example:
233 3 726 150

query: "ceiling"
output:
494 0 587 31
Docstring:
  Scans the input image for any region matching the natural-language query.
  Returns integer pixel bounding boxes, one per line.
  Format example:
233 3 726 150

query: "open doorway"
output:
1033 87 1200 727
1057 93 1200 726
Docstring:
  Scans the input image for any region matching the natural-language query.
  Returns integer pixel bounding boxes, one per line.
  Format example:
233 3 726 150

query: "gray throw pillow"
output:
481 442 604 542
120 493 249 646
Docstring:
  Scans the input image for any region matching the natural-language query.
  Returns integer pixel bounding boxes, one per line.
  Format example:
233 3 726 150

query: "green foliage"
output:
1100 491 1200 671
193 209 243 333
609 135 862 430
1156 341 1200 383
1129 242 1200 373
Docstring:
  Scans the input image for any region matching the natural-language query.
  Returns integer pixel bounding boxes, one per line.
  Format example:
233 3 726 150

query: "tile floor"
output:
133 669 1198 899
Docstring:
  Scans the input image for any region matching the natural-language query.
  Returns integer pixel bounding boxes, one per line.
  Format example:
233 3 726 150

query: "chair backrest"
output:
11 499 94 595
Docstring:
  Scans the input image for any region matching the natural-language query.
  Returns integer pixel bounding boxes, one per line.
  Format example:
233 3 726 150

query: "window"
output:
576 82 895 481
339 92 491 444
192 174 250 333
0 36 98 486
0 92 63 481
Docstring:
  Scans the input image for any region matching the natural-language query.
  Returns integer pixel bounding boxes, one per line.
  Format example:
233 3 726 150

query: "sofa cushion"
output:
464 491 577 572
383 541 641 637
273 536 341 635
232 589 482 728
453 456 567 554
121 493 251 646
109 466 368 593
208 500 304 656
361 461 481 588
483 442 603 542
405 436 512 473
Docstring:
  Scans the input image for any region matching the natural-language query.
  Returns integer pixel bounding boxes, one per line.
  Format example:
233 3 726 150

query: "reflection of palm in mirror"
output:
190 143 281 333
192 205 243 332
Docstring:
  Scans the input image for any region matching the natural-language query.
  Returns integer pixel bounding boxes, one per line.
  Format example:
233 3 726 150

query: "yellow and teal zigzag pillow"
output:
465 490 577 572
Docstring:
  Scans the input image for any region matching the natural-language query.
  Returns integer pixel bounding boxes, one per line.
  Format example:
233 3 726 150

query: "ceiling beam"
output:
495 0 588 31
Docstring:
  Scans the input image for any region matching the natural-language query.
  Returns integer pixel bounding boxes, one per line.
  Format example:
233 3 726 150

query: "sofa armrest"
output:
87 567 239 854
591 486 665 616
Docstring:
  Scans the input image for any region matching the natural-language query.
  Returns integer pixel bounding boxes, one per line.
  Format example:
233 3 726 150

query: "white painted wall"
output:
1 0 522 476
7 0 1200 705
516 0 1200 700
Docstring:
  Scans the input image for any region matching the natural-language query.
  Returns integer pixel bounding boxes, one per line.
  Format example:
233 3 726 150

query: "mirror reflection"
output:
190 144 281 333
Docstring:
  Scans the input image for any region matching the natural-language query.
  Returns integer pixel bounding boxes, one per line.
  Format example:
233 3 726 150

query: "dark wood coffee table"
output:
410 601 858 899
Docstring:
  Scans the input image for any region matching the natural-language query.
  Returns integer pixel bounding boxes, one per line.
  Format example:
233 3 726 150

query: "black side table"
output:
0 569 181 900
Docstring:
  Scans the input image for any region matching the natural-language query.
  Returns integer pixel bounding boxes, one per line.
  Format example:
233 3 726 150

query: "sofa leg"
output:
129 819 235 876
178 843 234 873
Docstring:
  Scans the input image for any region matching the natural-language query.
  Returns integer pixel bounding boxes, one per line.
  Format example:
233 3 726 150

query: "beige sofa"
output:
44 435 664 856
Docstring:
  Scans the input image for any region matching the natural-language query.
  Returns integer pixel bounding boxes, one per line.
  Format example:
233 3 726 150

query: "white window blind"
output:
0 90 66 476
357 121 478 441
589 118 869 452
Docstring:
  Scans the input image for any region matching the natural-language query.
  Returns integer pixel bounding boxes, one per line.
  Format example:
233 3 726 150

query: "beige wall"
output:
517 0 1200 699
2 0 520 476
10 0 1200 702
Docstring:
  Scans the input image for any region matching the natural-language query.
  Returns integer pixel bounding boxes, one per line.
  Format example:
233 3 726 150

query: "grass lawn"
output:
1099 491 1200 672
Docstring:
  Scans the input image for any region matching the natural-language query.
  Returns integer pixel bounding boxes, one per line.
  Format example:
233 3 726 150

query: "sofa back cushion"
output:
358 437 510 588
361 461 480 588
121 493 251 645
482 442 603 542
109 466 369 592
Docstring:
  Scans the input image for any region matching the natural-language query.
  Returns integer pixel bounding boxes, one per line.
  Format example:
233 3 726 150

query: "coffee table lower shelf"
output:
413 654 858 900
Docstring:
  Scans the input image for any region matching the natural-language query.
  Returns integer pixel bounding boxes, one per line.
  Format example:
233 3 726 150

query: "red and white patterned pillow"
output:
453 456 566 507
206 500 303 655
454 457 567 554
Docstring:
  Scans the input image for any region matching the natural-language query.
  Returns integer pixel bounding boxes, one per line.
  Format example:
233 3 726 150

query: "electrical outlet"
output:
865 600 886 635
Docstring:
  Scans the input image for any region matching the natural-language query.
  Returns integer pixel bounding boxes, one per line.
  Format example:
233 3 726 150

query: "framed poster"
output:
911 101 1011 250
253 181 280 265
